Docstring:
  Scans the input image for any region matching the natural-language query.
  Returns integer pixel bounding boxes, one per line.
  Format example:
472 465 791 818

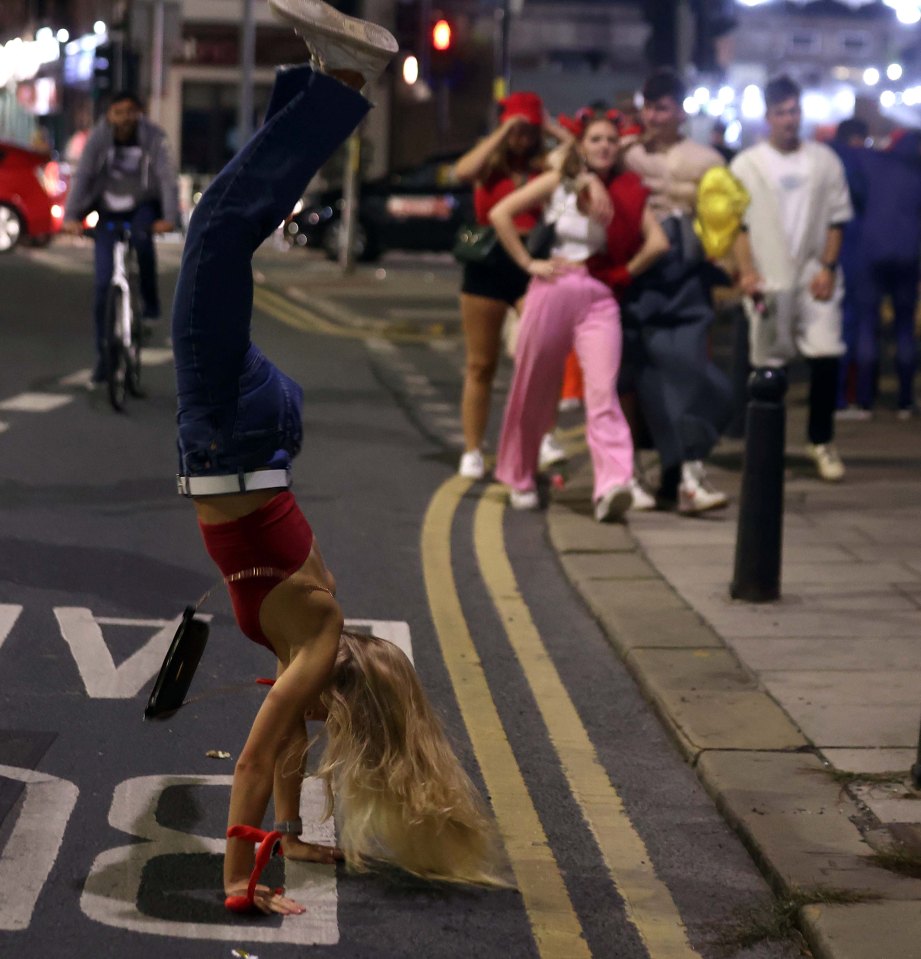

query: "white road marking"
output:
81 774 338 944
0 392 73 413
345 619 413 665
431 416 462 429
0 604 23 652
54 608 211 699
366 337 397 354
58 369 94 387
141 347 174 366
0 765 79 931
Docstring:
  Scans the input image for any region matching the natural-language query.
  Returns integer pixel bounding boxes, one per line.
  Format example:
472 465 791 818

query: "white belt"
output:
176 468 291 497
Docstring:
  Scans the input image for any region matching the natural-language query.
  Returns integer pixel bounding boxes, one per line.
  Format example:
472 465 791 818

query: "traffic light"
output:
432 18 452 52
93 43 114 96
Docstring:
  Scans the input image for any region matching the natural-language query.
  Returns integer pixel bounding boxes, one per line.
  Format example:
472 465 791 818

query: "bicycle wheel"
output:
126 273 144 398
105 285 129 412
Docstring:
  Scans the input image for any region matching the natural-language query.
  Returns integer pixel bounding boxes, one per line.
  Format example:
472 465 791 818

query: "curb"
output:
545 465 921 959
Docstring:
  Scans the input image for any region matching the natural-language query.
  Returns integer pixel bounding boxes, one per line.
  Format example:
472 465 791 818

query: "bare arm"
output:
488 169 562 273
454 117 521 183
626 206 670 278
733 228 762 296
224 589 342 902
810 225 844 301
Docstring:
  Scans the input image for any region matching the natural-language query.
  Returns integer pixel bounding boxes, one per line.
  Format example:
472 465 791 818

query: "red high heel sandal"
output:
224 825 284 913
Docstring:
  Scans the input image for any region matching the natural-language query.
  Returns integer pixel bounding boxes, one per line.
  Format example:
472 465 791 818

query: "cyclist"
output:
63 90 178 384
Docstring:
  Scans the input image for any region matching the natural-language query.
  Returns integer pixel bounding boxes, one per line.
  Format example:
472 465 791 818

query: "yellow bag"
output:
694 167 750 260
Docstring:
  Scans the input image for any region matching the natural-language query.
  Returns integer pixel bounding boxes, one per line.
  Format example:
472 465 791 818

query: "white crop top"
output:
545 184 607 261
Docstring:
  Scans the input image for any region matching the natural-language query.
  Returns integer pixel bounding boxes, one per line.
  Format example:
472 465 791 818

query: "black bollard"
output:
730 367 787 602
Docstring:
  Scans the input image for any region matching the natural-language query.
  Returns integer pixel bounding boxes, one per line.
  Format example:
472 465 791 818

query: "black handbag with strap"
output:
452 223 501 266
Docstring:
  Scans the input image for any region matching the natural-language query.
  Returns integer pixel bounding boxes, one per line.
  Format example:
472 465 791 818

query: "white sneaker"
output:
628 476 657 511
509 488 540 511
558 397 582 413
458 449 485 480
805 443 845 482
268 0 398 85
594 484 632 523
678 460 728 515
835 405 873 422
897 407 917 421
539 432 567 470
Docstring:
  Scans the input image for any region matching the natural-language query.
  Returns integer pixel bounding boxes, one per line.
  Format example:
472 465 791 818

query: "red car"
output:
0 141 65 253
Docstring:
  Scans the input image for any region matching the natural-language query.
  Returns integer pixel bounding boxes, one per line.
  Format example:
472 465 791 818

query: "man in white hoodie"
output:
731 75 853 481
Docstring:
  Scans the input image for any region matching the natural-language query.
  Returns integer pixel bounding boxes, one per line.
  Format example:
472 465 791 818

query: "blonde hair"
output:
317 631 508 887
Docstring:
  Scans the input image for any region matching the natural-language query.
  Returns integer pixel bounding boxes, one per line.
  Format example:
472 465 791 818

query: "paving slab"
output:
761 701 918 749
697 751 921 900
820 749 916 775
557 550 658 582
731 637 921 672
761 670 921 705
801 902 921 959
548 511 635 553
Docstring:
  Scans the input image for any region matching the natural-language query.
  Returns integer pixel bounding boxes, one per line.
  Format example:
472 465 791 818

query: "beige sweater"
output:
623 138 725 220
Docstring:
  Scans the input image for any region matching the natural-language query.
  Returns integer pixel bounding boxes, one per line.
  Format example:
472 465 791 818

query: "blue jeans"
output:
172 66 369 478
94 202 160 372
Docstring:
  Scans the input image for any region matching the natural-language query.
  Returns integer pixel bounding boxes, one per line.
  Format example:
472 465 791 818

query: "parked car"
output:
286 155 473 261
0 141 65 253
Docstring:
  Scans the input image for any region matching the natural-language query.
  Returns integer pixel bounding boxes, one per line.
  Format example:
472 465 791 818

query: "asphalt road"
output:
0 241 801 959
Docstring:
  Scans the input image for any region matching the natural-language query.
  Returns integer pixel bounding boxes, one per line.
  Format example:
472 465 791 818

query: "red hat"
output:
499 91 543 126
557 113 584 137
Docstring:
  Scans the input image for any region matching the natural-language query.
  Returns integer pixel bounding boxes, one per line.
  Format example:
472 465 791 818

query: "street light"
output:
863 67 880 85
887 63 903 81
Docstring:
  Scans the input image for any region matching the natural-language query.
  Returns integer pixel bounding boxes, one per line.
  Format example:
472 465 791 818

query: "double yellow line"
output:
422 477 701 959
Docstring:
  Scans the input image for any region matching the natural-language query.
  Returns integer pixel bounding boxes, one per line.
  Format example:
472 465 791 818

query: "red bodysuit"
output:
198 491 314 651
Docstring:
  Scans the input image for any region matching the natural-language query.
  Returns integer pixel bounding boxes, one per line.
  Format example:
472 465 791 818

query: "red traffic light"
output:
432 18 452 51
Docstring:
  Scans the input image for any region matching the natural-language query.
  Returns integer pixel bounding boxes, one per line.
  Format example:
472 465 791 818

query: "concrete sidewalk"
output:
548 383 921 959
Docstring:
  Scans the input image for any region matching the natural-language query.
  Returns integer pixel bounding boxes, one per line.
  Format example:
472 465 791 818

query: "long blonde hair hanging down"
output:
317 631 509 888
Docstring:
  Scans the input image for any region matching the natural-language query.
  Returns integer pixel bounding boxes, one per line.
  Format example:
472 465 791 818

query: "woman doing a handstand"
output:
172 0 504 916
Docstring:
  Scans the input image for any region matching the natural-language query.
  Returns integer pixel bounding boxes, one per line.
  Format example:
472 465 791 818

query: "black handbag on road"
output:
145 606 210 719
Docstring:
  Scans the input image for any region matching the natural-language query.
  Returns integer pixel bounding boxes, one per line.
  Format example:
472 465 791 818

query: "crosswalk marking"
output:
0 392 73 412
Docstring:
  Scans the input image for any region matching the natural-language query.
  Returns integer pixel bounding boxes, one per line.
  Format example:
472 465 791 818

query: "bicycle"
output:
102 220 144 412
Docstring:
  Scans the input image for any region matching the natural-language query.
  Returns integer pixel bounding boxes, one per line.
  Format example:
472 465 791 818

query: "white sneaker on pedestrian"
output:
805 443 845 482
509 488 540 511
678 460 728 515
835 405 873 422
268 0 398 85
594 484 632 523
897 406 917 422
628 476 657 511
458 449 485 480
539 432 567 470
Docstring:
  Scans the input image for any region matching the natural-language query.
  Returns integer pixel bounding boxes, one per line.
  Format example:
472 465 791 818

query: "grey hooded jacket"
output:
64 115 179 225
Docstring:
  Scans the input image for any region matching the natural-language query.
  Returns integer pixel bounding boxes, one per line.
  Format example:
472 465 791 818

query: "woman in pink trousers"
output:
490 112 668 521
